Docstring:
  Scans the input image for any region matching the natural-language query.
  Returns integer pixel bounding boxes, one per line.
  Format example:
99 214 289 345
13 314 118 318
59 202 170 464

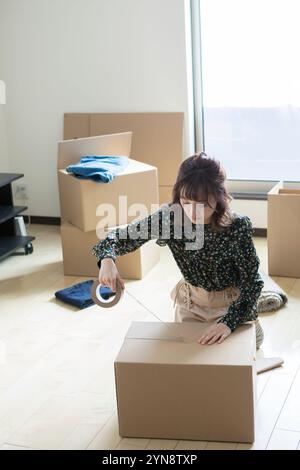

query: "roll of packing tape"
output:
91 279 124 308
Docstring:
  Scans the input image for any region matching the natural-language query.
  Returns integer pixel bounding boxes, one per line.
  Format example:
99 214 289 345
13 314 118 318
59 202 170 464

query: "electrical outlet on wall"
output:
13 182 29 201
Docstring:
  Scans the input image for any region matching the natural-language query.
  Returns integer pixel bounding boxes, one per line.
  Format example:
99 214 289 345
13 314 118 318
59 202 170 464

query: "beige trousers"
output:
170 278 264 349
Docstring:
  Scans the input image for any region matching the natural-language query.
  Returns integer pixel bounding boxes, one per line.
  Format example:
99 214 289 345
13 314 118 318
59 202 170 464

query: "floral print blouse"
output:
91 202 264 332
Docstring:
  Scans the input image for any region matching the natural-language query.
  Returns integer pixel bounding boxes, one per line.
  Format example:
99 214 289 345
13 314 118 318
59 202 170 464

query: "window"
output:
193 0 300 182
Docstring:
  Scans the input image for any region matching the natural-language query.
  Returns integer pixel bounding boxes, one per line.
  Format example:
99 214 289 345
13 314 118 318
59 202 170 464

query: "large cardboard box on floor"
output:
60 221 160 279
268 181 300 278
114 321 257 443
58 132 159 231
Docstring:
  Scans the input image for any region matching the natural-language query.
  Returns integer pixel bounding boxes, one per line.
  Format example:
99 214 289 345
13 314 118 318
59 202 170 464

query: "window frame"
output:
189 0 300 196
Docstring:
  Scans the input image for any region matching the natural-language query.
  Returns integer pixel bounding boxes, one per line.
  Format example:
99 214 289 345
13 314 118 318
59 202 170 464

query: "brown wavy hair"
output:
171 151 235 232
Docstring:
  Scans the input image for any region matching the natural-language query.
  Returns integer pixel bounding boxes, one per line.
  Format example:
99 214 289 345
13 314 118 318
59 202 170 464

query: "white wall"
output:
0 105 9 171
0 0 192 217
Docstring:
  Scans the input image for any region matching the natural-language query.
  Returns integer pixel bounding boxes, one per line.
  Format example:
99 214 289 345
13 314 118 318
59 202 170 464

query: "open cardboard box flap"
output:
57 131 132 169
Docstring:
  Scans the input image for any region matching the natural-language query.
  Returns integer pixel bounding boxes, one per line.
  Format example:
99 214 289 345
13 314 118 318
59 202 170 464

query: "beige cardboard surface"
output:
64 113 91 140
268 181 300 277
63 112 184 186
60 222 100 277
115 321 256 443
58 158 159 232
60 222 160 279
279 189 300 195
158 185 173 205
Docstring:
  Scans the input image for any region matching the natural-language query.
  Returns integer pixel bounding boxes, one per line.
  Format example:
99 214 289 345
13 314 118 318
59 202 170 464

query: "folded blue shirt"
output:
66 155 129 183
54 280 116 309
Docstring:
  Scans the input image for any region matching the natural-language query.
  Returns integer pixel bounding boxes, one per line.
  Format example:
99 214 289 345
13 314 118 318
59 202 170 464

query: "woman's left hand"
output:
198 323 231 345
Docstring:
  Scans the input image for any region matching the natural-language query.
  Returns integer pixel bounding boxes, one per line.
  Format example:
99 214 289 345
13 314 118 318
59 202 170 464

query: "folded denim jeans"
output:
55 280 115 309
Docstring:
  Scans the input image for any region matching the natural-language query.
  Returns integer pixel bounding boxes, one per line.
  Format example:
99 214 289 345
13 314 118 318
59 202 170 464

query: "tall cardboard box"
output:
58 132 159 232
60 221 160 279
268 181 300 278
114 321 256 443
64 112 185 187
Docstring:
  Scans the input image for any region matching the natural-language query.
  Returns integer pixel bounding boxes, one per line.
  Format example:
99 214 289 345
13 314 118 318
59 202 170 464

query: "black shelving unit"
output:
0 173 35 261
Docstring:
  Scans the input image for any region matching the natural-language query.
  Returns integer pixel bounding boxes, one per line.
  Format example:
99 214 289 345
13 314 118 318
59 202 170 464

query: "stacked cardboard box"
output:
268 181 300 278
58 132 160 278
114 321 257 443
63 112 185 206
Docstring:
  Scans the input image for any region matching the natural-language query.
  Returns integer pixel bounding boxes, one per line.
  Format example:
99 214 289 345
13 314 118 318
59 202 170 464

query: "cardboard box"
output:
114 321 256 443
268 181 300 278
58 159 159 232
60 221 160 279
58 132 159 232
64 113 91 140
63 112 184 186
58 132 133 226
159 185 173 205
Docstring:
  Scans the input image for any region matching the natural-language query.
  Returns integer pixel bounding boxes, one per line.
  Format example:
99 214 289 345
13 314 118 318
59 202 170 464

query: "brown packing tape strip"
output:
126 336 195 343
125 323 257 345
91 279 124 308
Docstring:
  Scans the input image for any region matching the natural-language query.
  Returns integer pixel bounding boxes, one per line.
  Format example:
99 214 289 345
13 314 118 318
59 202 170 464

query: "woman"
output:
91 152 265 349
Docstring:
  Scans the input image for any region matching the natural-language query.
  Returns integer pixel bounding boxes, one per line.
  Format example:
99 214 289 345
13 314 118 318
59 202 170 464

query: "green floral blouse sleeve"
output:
216 216 265 332
91 204 171 269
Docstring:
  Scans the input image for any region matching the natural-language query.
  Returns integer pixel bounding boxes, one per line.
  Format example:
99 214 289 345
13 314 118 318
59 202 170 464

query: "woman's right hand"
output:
98 258 125 292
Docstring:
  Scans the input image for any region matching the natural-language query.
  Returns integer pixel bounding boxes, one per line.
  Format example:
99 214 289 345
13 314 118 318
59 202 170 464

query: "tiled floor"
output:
0 224 299 450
